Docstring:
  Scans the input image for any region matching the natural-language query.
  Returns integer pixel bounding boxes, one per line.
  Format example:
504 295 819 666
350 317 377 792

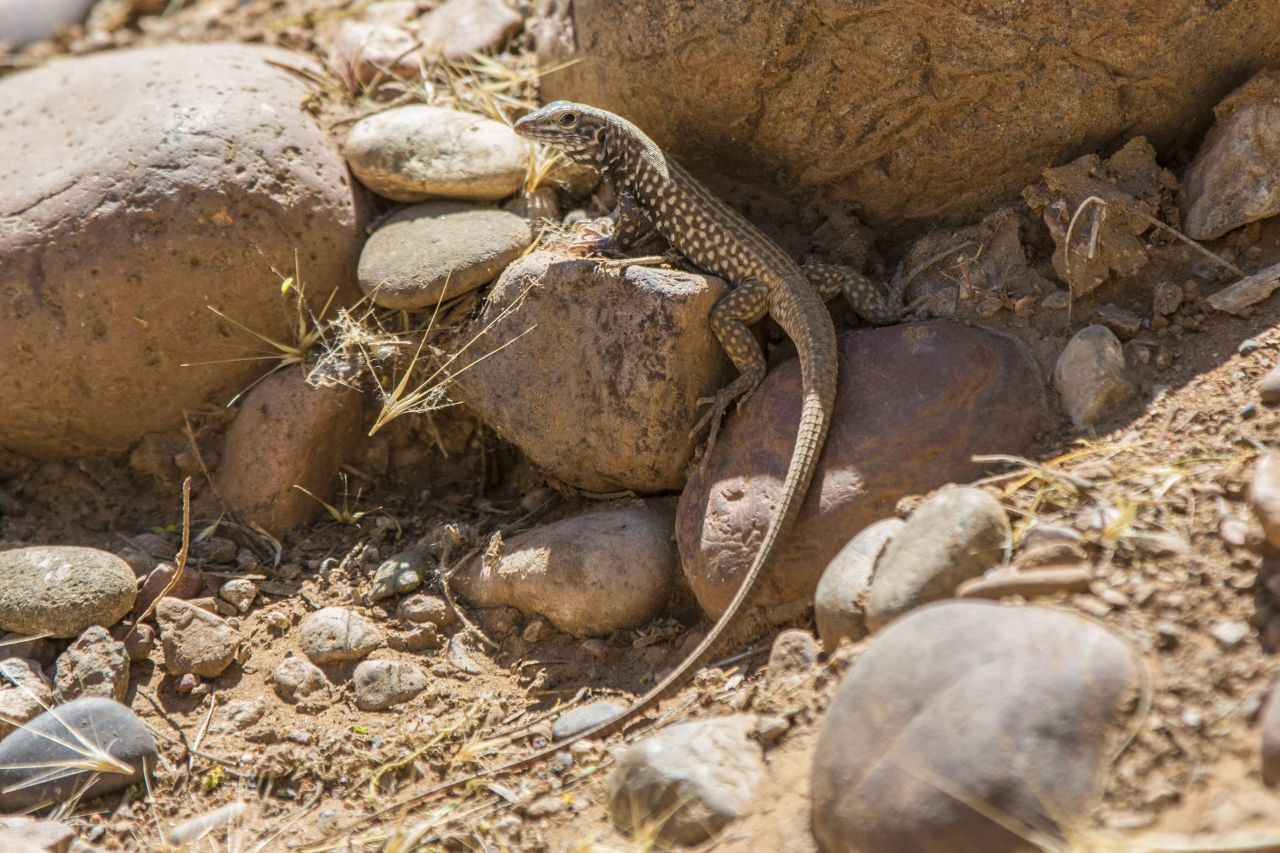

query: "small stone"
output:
175 673 200 694
400 624 443 651
1151 281 1183 316
135 562 204 615
1242 401 1260 420
1260 364 1280 405
865 487 1011 631
210 698 266 734
1249 452 1280 550
766 629 818 689
397 594 455 628
0 546 137 638
553 700 626 741
1210 620 1250 648
447 634 483 675
417 0 522 60
368 546 432 601
1240 339 1264 356
165 802 250 847
218 579 258 614
609 715 765 846
957 566 1093 600
1095 304 1143 338
353 659 428 710
191 538 237 565
54 626 129 702
1054 325 1137 429
0 632 55 666
1133 532 1190 557
0 698 156 813
814 518 903 650
0 816 76 852
299 607 384 664
273 657 328 706
111 623 155 662
358 202 532 310
522 618 550 643
1020 523 1082 550
156 598 242 678
0 658 52 738
525 795 564 818
330 21 420 93
344 105 528 203
1014 540 1088 570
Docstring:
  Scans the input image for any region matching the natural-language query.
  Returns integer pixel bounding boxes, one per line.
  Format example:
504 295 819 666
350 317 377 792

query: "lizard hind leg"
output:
803 261 904 325
691 278 771 460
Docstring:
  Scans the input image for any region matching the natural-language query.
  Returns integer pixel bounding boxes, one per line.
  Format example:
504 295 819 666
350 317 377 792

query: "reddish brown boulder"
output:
538 1 1280 234
0 44 365 457
215 369 364 537
676 321 1046 619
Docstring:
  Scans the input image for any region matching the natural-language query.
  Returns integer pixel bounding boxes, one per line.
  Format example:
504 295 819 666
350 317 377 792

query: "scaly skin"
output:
357 100 854 825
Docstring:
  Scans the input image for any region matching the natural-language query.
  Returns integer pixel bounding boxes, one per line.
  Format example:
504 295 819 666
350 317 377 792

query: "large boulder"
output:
0 44 365 457
536 1 1280 233
677 321 1045 619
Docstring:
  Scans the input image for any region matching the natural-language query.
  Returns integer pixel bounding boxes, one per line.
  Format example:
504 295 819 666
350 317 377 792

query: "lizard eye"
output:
558 112 578 127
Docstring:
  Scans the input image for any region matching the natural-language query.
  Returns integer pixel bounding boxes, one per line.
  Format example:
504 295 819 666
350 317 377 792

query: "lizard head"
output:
513 100 613 167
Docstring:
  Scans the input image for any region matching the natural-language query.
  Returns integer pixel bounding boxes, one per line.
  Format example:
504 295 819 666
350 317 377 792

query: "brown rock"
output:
0 44 364 457
417 0 522 61
1260 363 1280 406
1054 324 1137 429
811 601 1145 852
156 598 241 678
452 251 733 493
1181 72 1280 240
1262 675 1280 786
536 2 1277 234
53 626 129 703
330 21 421 93
455 501 678 636
135 562 203 616
1250 452 1280 551
215 369 364 537
677 321 1045 618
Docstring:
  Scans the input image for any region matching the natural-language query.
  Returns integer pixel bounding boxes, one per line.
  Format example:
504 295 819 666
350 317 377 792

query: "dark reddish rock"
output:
215 369 364 537
811 601 1145 852
677 321 1045 618
135 562 204 616
0 44 365 457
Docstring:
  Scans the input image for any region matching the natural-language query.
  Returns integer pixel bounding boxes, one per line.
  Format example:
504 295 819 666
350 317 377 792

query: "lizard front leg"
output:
803 261 905 326
691 278 770 458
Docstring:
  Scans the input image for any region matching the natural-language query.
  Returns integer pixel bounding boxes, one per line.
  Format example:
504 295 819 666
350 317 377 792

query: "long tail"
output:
345 286 838 833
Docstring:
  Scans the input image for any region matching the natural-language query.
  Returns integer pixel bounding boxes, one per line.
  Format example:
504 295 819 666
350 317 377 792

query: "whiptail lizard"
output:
357 101 901 825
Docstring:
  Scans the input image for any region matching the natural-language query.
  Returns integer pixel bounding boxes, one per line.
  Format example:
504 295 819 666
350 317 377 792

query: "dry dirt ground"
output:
7 1 1280 851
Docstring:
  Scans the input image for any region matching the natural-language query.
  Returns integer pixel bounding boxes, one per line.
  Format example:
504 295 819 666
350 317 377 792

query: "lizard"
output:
357 101 902 824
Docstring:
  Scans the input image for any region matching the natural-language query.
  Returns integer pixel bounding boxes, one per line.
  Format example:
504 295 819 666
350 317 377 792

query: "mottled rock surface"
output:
0 546 136 638
814 518 902 649
1054 325 1138 429
678 322 1044 619
0 44 365 456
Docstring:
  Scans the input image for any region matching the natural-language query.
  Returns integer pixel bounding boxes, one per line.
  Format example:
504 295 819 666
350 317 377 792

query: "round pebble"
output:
0 546 137 638
300 607 384 663
552 700 626 741
352 660 428 710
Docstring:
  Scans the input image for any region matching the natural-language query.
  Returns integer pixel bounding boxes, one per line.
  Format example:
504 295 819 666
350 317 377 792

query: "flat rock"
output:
0 816 76 853
352 659 428 710
369 546 432 601
451 251 733 492
0 44 364 457
1250 452 1280 551
219 579 257 614
865 487 1011 631
814 518 903 650
156 598 241 678
210 698 266 734
677 321 1044 619
417 0 522 61
273 656 329 706
552 700 626 741
397 593 455 628
344 105 528 202
0 658 52 739
811 601 1145 852
54 626 129 703
455 501 678 636
0 697 156 812
299 607 384 663
537 1 1279 234
609 715 765 846
956 566 1093 600
1181 72 1280 240
215 369 364 538
0 546 137 638
1054 324 1137 429
357 202 531 310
